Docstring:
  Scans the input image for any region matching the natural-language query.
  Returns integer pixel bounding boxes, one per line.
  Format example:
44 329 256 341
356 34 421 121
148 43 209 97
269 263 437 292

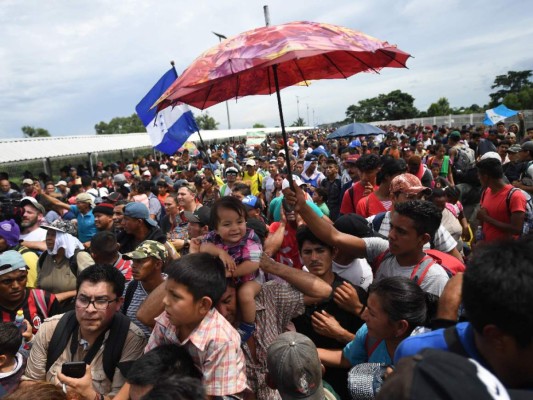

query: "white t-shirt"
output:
332 259 373 290
20 227 47 241
363 237 449 296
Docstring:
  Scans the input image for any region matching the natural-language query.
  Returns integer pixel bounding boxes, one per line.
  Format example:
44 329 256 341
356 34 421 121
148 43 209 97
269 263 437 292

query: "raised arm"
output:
259 253 332 303
38 191 71 211
284 185 368 259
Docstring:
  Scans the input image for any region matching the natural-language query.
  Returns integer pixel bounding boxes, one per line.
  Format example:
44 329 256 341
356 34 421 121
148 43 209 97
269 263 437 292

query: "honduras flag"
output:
483 104 518 126
136 68 199 155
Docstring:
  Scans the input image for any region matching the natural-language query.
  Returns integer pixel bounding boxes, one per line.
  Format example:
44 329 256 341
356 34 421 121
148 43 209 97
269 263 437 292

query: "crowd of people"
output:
0 116 532 399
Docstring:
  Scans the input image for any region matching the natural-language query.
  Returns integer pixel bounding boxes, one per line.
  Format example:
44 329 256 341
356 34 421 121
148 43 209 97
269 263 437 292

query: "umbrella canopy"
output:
155 21 411 109
327 122 385 139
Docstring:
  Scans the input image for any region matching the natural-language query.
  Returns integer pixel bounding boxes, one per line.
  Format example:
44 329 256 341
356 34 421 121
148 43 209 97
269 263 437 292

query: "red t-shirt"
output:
268 222 302 270
340 181 378 214
356 191 389 218
480 185 526 242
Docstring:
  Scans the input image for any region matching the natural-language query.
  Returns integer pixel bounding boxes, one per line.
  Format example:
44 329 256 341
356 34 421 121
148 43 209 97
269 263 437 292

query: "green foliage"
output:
252 123 266 128
94 113 145 135
345 90 418 122
290 117 306 127
21 126 51 137
195 112 219 130
489 70 532 107
426 97 451 116
503 87 533 110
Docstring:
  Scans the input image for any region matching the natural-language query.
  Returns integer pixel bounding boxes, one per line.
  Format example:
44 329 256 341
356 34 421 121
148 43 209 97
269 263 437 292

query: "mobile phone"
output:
61 361 86 378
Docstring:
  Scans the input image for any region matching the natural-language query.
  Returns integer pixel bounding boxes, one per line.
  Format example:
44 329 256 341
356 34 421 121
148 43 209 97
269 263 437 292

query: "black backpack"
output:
45 311 131 381
121 280 139 316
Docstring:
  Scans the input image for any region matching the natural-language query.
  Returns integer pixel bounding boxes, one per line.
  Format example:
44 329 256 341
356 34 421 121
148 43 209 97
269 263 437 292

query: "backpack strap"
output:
372 212 387 233
69 248 83 276
505 187 519 215
372 249 395 276
410 255 436 286
46 311 78 373
365 333 382 359
37 251 47 271
103 313 131 381
443 325 468 357
122 280 139 316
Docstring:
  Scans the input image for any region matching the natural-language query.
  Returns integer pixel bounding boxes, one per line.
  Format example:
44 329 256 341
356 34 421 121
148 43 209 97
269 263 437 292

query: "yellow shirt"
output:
243 172 263 196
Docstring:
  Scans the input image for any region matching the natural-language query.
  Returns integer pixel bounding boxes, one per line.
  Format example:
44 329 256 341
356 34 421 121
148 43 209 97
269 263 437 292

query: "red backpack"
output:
372 249 465 284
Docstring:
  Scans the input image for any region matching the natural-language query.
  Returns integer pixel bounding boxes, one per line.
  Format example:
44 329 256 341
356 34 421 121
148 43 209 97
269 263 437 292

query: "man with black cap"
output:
93 203 115 233
180 206 211 256
513 141 533 194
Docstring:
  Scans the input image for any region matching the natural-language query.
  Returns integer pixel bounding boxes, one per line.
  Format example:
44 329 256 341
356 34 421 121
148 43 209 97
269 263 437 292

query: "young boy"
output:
144 253 248 399
0 323 26 397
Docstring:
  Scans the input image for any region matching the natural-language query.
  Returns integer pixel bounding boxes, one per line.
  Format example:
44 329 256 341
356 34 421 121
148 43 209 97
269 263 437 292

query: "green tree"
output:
345 90 418 122
21 126 51 137
426 97 451 116
489 70 532 107
253 123 266 128
195 112 219 130
290 117 306 127
502 87 533 110
95 113 145 135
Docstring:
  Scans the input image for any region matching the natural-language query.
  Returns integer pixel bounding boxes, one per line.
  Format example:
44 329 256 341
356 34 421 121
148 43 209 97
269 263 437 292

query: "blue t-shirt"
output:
343 324 392 366
70 205 97 243
269 196 323 222
394 322 481 365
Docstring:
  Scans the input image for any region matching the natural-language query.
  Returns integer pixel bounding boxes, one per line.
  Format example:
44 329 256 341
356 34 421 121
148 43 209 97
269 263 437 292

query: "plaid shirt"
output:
145 309 248 398
204 228 262 283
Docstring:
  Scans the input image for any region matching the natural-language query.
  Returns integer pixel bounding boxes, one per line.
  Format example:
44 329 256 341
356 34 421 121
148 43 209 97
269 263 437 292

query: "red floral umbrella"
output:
155 21 411 176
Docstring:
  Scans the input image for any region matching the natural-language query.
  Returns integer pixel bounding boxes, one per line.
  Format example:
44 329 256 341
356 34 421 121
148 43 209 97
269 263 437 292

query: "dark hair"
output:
138 180 152 194
76 264 125 298
139 376 205 400
463 238 533 347
295 225 332 252
368 276 435 330
148 161 160 171
444 185 460 202
210 196 247 229
476 158 503 179
165 253 227 307
355 154 381 172
313 187 328 202
127 344 202 386
0 322 22 357
81 176 92 187
430 187 446 199
377 158 407 185
393 200 442 240
90 231 118 258
232 183 251 197
3 382 67 400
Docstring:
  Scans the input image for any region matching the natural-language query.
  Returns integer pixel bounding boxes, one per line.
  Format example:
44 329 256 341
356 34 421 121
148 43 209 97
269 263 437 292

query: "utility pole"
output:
306 103 310 126
296 96 300 120
212 31 232 129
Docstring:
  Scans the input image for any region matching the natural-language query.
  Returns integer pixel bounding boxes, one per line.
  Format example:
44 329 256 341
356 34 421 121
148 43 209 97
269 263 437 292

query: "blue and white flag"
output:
136 68 199 155
483 104 518 126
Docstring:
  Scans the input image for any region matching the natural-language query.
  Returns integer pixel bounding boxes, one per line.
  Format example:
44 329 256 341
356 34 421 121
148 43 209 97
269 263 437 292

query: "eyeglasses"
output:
75 295 118 310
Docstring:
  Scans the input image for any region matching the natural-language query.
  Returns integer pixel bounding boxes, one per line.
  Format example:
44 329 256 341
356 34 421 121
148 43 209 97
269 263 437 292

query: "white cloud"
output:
0 0 532 138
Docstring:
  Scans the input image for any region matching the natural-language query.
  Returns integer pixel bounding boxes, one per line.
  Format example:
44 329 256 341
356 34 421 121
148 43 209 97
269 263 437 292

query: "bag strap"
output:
102 312 131 381
365 333 382 358
505 187 519 215
122 280 139 316
372 212 387 233
69 249 82 276
46 311 78 373
410 255 436 286
443 325 468 357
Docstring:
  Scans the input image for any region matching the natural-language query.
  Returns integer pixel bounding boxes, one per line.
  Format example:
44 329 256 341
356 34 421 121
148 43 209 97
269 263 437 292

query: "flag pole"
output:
169 61 216 175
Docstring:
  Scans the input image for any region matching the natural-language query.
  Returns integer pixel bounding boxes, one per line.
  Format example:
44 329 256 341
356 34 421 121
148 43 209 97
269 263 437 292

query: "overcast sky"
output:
1 0 532 139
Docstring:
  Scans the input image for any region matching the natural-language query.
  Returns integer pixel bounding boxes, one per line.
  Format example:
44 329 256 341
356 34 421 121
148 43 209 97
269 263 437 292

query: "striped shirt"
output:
145 308 248 398
122 281 152 338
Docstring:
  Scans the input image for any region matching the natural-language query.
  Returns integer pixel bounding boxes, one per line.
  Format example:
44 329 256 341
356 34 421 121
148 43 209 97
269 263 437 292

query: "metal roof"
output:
0 127 310 163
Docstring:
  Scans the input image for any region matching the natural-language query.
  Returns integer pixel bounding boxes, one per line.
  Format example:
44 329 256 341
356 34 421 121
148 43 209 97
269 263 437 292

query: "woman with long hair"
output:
318 276 437 367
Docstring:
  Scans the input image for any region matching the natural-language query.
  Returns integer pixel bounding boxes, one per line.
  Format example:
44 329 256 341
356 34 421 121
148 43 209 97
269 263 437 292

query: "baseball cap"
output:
93 203 114 216
225 167 239 175
345 154 360 164
40 224 67 234
507 144 522 153
449 131 461 140
123 202 157 227
506 132 516 138
76 193 95 207
334 214 386 240
282 175 306 190
521 141 533 152
267 331 324 400
480 151 502 162
160 164 168 170
143 170 151 177
390 174 432 197
55 180 67 187
173 179 189 191
183 206 211 227
242 195 261 209
0 219 21 247
377 348 521 400
0 250 27 276
22 178 34 185
113 173 127 183
304 154 318 162
123 240 168 261
20 197 45 215
246 159 256 167
105 192 123 203
125 164 134 172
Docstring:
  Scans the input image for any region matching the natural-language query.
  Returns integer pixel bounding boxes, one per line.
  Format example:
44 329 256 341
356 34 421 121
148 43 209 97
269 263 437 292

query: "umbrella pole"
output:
272 64 294 188
195 130 216 173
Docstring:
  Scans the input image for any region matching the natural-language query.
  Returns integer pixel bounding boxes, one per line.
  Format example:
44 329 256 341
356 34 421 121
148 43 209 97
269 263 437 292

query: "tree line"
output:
21 70 531 137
